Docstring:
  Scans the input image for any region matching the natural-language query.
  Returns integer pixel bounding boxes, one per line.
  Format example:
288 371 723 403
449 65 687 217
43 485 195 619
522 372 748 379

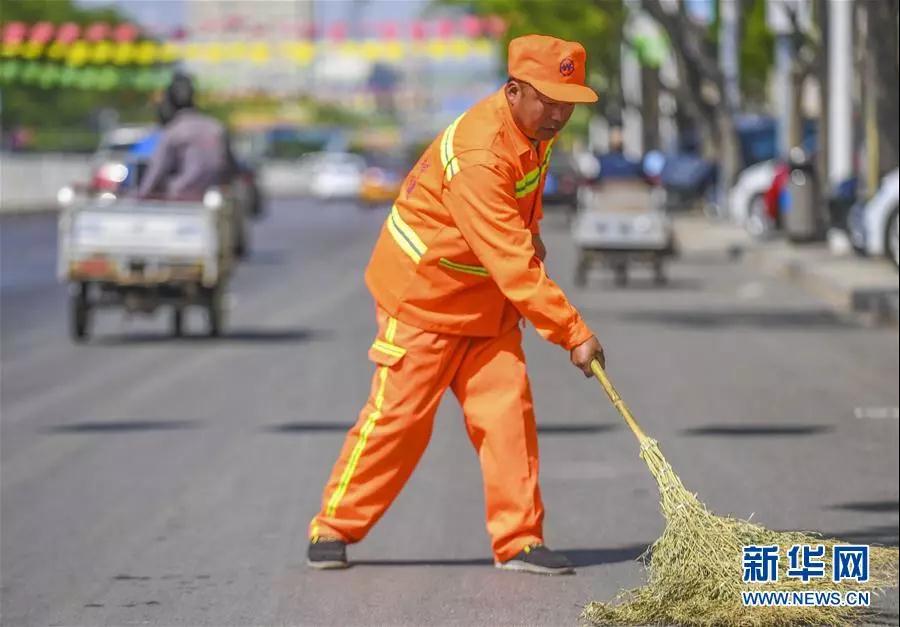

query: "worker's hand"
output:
570 335 605 377
532 233 546 262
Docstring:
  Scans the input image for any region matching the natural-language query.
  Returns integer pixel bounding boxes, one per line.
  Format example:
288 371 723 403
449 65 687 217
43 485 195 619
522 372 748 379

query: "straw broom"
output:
582 360 898 626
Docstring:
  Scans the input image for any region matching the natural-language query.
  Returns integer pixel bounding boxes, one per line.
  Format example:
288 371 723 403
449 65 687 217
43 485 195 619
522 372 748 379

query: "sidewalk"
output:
673 213 900 327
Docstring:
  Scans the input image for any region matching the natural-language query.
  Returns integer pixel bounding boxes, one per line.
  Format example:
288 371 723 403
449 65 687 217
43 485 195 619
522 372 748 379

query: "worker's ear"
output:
505 79 522 107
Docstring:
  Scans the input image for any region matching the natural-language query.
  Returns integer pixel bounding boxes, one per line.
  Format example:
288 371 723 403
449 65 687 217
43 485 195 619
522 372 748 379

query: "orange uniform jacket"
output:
366 89 594 350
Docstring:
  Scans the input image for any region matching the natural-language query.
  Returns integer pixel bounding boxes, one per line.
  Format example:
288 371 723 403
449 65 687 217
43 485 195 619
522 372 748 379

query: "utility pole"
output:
719 0 741 113
815 0 829 198
774 33 794 158
719 0 741 218
827 0 852 189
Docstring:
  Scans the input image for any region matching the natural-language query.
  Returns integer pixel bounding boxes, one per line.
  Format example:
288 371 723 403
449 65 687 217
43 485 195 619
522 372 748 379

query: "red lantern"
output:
2 22 28 45
378 21 399 41
224 15 244 32
328 21 347 42
460 16 482 38
409 20 427 41
55 22 81 44
85 22 111 42
483 16 506 38
113 23 139 43
29 21 56 44
436 18 455 39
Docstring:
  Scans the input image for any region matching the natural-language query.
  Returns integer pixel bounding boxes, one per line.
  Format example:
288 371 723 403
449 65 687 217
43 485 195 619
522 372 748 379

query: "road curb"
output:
742 244 899 328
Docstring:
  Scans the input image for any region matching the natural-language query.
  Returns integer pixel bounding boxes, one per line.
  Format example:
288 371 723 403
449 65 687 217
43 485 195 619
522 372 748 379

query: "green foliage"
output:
740 0 774 105
443 0 625 93
0 0 150 150
0 0 126 27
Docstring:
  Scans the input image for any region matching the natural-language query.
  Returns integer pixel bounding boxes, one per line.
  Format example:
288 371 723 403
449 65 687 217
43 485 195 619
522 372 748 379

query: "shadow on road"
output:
579 277 706 292
350 544 648 568
562 544 648 567
263 422 621 435
828 500 900 514
536 423 620 435
241 250 289 266
863 608 899 626
819 525 900 547
45 419 201 433
615 308 857 330
92 328 331 345
681 424 833 437
263 422 353 433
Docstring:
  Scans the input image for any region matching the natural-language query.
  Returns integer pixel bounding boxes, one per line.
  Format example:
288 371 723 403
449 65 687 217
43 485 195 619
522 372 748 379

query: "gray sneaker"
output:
495 543 575 575
307 538 348 570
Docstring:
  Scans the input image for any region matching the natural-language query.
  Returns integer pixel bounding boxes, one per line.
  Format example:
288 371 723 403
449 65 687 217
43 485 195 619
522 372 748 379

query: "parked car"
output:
295 152 366 200
543 151 585 213
848 168 899 270
91 125 156 192
659 152 717 212
359 153 406 206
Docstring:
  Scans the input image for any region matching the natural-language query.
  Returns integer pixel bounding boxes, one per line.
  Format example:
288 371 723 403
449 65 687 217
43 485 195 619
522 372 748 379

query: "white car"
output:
848 168 899 270
297 152 366 200
728 160 777 238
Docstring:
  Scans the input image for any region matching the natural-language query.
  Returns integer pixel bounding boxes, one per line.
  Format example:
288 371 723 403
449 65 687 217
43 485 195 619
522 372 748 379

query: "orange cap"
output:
508 34 598 104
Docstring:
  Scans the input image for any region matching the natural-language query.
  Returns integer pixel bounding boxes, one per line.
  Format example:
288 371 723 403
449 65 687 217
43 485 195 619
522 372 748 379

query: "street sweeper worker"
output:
308 34 605 576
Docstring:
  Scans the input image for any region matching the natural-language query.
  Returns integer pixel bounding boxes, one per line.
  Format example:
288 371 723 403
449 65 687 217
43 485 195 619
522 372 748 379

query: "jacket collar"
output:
492 88 541 159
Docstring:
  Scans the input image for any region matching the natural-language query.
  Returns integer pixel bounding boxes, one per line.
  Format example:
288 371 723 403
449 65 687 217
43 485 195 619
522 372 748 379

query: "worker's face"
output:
505 80 575 142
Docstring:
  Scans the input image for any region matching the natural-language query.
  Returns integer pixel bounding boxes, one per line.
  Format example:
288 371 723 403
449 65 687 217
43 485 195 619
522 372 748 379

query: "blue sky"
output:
76 0 430 32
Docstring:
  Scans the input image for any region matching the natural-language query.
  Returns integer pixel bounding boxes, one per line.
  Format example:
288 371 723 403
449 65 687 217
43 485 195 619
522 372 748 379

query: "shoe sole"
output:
494 559 574 575
306 559 349 570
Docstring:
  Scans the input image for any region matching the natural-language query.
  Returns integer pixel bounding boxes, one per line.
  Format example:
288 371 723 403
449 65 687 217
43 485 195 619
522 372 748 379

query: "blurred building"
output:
184 0 314 95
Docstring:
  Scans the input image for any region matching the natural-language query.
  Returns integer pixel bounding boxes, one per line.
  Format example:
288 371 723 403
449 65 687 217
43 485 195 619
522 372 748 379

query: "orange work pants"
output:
309 306 544 562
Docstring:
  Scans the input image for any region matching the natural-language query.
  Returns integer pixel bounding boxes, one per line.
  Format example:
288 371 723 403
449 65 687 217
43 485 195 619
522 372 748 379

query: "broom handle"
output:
590 359 649 443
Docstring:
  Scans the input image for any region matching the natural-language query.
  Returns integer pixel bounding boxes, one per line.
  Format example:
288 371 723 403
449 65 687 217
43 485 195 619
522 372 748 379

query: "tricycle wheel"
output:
574 254 589 288
613 263 628 287
653 259 667 285
172 307 184 337
206 286 225 337
70 283 91 342
234 218 249 259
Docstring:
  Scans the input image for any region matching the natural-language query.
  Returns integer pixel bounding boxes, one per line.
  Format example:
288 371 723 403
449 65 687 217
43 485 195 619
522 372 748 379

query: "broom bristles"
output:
583 438 899 626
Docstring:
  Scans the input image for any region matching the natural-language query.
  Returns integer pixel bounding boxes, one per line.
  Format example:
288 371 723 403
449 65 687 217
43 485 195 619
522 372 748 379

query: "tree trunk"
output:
641 65 660 151
865 0 899 178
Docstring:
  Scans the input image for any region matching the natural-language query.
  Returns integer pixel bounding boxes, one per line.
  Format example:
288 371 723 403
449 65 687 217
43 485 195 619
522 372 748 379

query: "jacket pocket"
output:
368 338 407 366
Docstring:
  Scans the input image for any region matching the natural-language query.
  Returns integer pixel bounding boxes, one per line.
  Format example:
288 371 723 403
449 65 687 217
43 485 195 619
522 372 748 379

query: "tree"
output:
638 0 725 158
861 0 899 180
442 0 627 113
1 0 150 149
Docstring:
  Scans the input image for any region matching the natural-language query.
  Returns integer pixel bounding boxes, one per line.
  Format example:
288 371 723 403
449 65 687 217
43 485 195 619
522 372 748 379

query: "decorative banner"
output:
0 59 173 90
0 16 506 48
0 37 496 67
0 17 503 91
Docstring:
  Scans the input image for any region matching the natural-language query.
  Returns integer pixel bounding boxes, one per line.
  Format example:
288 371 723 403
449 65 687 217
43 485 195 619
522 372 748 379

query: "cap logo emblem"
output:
559 57 575 77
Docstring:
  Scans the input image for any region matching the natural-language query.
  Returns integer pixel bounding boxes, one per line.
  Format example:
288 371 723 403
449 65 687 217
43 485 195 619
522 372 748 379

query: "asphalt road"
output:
1 198 898 626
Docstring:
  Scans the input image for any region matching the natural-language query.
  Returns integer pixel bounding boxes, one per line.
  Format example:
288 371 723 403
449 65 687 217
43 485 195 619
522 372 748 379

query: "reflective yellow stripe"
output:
386 204 428 263
325 316 399 518
441 113 466 182
515 141 555 198
386 316 398 343
325 365 388 517
371 339 406 358
439 257 489 277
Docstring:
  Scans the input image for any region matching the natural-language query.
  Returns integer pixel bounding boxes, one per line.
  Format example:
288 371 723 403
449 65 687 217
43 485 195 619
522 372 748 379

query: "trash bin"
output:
783 147 822 242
